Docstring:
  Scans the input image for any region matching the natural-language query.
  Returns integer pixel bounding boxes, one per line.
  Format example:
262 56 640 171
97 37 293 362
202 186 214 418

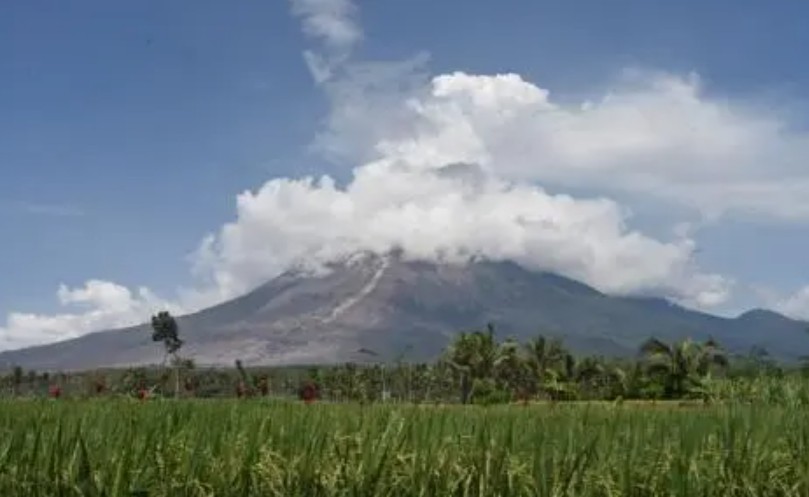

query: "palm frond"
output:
640 338 672 357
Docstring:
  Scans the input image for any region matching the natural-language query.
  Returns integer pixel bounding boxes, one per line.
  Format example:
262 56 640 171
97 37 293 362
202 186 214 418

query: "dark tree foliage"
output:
9 318 808 404
150 311 184 398
151 311 183 356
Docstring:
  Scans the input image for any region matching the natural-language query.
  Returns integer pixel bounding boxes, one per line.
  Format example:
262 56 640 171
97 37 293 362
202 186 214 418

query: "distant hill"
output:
2 252 808 370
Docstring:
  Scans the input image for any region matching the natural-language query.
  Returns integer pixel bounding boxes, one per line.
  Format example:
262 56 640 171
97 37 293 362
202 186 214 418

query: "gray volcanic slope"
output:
2 253 809 370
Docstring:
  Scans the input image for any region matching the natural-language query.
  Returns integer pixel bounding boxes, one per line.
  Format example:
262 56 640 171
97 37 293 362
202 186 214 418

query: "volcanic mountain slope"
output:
2 253 809 370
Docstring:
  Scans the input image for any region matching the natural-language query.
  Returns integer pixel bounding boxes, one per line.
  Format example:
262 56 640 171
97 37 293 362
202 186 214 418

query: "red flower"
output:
300 382 318 404
48 385 61 399
137 388 149 400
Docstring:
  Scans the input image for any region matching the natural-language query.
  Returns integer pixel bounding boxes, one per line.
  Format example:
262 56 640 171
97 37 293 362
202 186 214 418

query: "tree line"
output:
3 310 808 403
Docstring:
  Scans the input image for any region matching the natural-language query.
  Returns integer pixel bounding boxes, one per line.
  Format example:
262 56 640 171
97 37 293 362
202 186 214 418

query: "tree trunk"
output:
174 355 180 399
407 363 413 403
460 373 472 404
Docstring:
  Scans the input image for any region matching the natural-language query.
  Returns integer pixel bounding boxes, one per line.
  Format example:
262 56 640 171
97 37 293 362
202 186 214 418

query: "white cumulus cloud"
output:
318 66 809 222
190 161 732 310
0 280 181 351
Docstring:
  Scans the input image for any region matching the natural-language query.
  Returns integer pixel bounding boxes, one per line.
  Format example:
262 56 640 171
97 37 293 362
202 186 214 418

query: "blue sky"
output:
1 1 319 309
2 0 809 349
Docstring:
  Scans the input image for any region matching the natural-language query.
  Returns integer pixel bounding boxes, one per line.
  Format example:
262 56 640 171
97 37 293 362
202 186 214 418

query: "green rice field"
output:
1 399 809 496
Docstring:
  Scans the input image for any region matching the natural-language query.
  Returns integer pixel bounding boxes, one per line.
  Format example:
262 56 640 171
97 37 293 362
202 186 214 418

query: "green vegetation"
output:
2 323 808 404
1 322 809 495
2 398 809 496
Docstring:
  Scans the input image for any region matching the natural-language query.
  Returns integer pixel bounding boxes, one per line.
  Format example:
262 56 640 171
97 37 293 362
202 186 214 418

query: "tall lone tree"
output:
12 365 23 397
150 311 184 398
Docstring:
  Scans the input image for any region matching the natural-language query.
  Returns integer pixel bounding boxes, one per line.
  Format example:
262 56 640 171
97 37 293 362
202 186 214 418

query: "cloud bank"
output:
758 285 809 321
4 0 809 350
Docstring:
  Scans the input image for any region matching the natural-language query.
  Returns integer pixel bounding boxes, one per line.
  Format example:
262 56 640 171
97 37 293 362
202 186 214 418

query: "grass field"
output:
1 399 809 496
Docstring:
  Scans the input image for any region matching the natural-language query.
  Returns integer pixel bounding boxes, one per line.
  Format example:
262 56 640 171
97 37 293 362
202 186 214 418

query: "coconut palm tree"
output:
444 331 478 404
445 323 502 403
494 338 531 398
572 356 605 398
640 337 728 399
523 335 568 398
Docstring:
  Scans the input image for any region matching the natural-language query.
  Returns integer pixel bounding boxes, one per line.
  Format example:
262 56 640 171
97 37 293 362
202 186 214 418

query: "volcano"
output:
2 252 808 370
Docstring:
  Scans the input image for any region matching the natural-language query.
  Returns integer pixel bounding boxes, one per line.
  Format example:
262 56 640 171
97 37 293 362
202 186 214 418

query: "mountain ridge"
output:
2 253 808 370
